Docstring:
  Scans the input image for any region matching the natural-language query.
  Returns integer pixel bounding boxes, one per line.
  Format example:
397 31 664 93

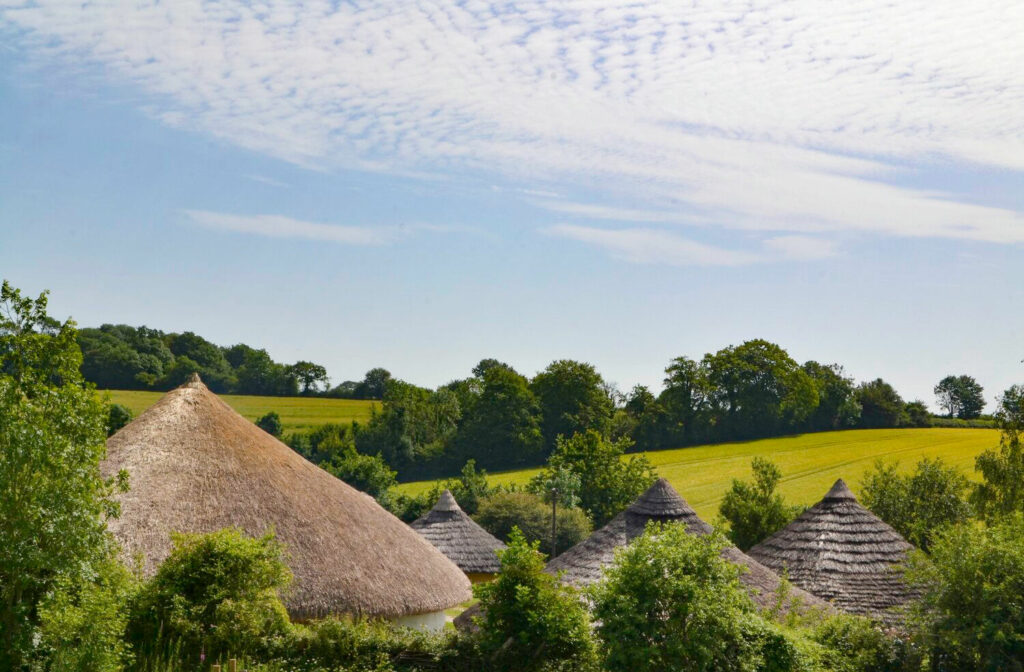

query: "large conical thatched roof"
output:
747 479 915 624
101 375 471 620
545 478 828 613
410 490 506 574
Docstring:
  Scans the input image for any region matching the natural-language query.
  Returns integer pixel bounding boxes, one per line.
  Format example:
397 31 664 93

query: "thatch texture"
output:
747 479 915 624
101 375 471 620
410 490 506 575
545 478 828 613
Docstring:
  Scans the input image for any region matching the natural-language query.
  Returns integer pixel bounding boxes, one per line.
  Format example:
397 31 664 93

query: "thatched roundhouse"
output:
101 375 470 629
545 478 828 613
747 479 916 625
411 490 506 581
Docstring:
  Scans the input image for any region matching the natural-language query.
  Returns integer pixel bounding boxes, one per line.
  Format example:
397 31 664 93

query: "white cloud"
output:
184 210 394 245
3 1 1022 245
245 174 289 189
763 235 838 261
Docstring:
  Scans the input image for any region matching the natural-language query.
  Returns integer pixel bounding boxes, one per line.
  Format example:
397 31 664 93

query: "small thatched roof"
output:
545 478 828 613
747 479 916 624
410 490 506 574
101 374 471 620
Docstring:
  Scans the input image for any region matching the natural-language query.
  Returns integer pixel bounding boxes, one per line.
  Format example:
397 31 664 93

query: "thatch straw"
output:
747 479 916 624
545 478 828 614
101 374 470 620
410 490 506 575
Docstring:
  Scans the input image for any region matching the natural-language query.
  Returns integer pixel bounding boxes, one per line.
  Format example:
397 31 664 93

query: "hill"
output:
395 428 999 521
102 389 377 434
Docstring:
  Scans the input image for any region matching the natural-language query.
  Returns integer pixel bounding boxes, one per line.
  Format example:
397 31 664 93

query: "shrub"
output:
279 617 449 672
590 521 756 672
256 411 283 438
107 403 133 436
474 491 591 557
473 528 597 672
812 613 919 672
324 446 397 499
127 529 293 666
718 457 802 551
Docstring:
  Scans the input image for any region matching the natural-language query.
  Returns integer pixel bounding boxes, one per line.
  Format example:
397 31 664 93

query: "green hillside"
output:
101 389 378 433
396 428 1000 521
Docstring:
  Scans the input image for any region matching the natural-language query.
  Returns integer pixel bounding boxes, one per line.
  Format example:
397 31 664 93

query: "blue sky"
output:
1 1 1021 408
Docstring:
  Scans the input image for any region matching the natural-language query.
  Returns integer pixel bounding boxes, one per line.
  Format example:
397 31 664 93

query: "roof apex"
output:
823 478 857 502
434 489 460 512
182 372 205 388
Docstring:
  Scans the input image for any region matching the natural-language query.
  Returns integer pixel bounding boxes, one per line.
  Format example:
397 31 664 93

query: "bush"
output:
474 491 592 557
812 613 918 672
590 521 756 672
127 529 293 666
324 447 397 499
718 457 802 551
472 528 598 672
107 403 133 436
278 617 450 672
256 411 283 438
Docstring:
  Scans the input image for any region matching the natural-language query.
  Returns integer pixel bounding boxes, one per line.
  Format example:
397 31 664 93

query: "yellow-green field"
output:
101 389 377 433
396 428 1000 521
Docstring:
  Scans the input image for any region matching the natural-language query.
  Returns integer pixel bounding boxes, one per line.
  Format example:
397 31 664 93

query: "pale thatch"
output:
747 479 916 624
545 478 829 613
101 374 471 620
411 490 506 575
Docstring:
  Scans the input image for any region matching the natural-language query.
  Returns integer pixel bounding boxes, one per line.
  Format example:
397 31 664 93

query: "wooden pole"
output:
211 666 221 672
229 660 237 672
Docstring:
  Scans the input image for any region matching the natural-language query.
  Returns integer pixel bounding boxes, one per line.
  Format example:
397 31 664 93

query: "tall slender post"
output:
550 486 558 557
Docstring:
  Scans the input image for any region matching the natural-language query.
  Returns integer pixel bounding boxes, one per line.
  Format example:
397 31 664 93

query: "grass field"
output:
395 428 1000 521
101 389 378 434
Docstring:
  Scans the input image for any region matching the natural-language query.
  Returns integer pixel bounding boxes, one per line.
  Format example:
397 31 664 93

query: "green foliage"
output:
256 411 284 437
107 402 133 436
657 356 711 447
719 457 802 551
903 401 931 428
325 446 397 498
278 617 449 672
934 375 985 420
356 382 461 474
473 528 597 672
127 529 293 666
906 514 1024 671
589 522 756 672
532 430 656 527
454 364 543 470
34 555 137 672
0 280 123 670
860 457 972 551
855 379 905 429
474 491 592 557
811 613 918 672
527 465 582 509
425 460 492 515
530 359 614 453
353 368 394 400
971 385 1024 522
802 362 861 432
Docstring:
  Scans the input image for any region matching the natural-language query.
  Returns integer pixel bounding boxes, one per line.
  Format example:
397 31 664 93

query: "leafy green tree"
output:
658 357 712 447
324 446 397 499
233 347 297 396
127 529 292 666
622 384 666 451
812 613 919 672
353 367 393 399
475 492 592 557
0 281 125 670
290 360 329 394
356 382 461 473
971 385 1024 522
904 400 931 427
934 375 985 420
256 411 284 438
718 457 802 551
454 364 543 470
590 522 756 672
855 378 906 428
165 331 235 392
427 459 491 515
802 361 861 431
906 514 1024 670
860 457 972 551
531 360 614 453
704 340 819 440
106 402 133 436
473 528 597 672
533 430 656 527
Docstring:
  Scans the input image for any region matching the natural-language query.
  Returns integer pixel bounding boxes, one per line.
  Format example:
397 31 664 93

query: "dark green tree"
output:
165 331 235 392
855 378 906 428
718 457 802 551
290 360 329 394
474 492 592 557
802 361 861 431
454 365 543 470
353 367 393 399
658 357 711 447
256 411 283 437
971 385 1024 522
531 360 614 453
904 400 931 427
934 374 985 420
106 402 133 436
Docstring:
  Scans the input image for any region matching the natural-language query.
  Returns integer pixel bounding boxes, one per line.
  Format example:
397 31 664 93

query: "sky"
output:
0 0 1021 409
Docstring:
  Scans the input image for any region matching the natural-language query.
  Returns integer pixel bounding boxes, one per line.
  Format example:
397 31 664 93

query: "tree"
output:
454 365 543 470
855 378 905 428
934 375 985 420
290 360 329 394
165 331 235 392
475 492 592 557
473 528 597 672
718 457 802 551
590 522 757 672
107 402 133 436
353 367 392 399
802 361 861 431
658 357 711 447
904 400 931 428
532 430 656 527
531 360 614 453
906 514 1024 670
427 459 491 515
971 385 1024 522
324 446 397 499
860 458 972 552
0 281 124 669
256 411 283 437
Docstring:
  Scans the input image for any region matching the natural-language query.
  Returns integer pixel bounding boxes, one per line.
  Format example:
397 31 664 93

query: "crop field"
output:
101 389 377 434
396 428 1000 521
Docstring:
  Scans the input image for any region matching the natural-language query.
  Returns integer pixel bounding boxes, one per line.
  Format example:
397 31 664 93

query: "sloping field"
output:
396 429 1000 521
101 389 377 434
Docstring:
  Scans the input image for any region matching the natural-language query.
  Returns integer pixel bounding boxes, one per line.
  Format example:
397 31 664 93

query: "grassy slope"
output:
395 428 1000 521
101 389 378 434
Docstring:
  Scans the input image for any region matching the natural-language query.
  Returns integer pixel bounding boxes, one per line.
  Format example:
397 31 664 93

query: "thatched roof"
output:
101 374 470 619
545 478 828 613
747 479 916 624
410 490 506 574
